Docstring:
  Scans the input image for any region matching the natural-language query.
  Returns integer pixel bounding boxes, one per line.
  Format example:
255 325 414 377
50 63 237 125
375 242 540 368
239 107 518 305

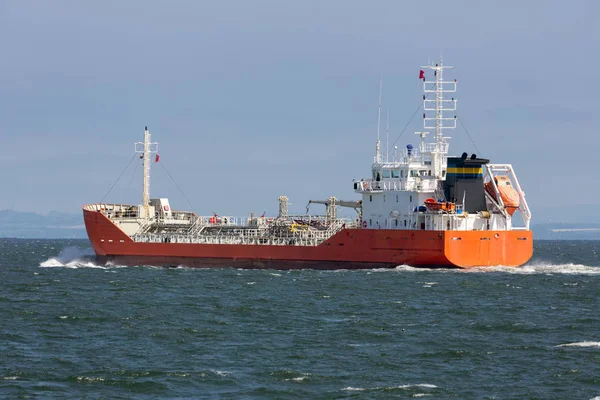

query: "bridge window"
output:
410 195 412 202
395 220 398 227
392 170 399 178
370 195 372 202
382 170 391 178
396 195 399 202
369 219 372 226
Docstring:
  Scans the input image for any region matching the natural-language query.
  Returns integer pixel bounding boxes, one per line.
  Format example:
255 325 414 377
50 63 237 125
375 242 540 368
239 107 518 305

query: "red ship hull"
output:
83 208 533 269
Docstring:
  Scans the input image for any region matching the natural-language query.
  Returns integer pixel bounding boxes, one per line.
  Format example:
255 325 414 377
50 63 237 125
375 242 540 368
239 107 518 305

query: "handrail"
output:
356 178 437 192
132 218 356 247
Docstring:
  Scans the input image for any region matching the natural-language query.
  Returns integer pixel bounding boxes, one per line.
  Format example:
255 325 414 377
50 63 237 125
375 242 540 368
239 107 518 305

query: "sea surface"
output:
0 239 599 399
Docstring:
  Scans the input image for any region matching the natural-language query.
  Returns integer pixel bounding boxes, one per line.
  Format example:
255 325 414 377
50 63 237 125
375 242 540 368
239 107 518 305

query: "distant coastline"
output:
0 209 86 239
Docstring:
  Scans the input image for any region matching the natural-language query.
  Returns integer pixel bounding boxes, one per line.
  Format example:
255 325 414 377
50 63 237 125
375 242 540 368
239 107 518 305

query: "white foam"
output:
477 263 600 275
284 374 310 382
39 246 103 269
394 265 427 272
342 384 437 392
373 263 600 275
76 376 105 383
556 342 600 348
396 384 438 389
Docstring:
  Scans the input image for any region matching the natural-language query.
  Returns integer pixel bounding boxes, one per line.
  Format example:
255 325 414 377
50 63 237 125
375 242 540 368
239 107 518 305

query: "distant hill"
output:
0 210 86 239
0 209 599 240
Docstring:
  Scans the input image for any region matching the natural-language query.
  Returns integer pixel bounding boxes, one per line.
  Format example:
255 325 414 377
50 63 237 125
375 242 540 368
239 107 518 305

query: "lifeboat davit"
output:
424 198 456 212
485 176 520 216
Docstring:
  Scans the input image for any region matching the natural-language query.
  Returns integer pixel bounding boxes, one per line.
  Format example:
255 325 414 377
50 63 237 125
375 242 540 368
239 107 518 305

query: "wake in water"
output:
39 246 106 269
497 262 600 275
384 263 600 275
37 247 600 274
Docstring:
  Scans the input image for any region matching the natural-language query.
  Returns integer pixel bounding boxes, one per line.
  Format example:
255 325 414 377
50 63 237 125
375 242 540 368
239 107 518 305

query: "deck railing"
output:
356 178 437 192
132 218 356 247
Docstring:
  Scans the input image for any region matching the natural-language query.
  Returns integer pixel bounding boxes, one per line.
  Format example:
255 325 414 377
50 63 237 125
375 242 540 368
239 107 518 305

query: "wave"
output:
342 384 438 392
556 342 600 348
39 246 106 269
385 263 600 275
472 263 600 275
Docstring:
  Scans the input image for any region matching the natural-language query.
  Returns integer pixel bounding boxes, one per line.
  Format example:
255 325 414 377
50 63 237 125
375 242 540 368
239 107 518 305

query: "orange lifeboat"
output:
484 176 520 216
424 198 456 212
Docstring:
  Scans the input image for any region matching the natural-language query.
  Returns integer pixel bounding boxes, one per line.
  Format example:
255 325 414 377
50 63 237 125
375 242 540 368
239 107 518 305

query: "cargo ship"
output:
83 60 533 269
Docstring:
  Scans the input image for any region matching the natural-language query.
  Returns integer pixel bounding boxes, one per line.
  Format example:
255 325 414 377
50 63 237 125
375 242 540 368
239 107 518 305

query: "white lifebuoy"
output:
494 233 500 239
362 220 367 228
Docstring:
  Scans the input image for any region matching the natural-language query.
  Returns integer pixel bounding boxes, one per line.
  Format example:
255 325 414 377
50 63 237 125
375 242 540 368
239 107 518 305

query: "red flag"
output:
155 154 160 163
419 70 425 80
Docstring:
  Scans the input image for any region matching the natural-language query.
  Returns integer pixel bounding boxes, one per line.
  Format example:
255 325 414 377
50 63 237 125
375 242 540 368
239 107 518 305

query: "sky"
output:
0 0 598 223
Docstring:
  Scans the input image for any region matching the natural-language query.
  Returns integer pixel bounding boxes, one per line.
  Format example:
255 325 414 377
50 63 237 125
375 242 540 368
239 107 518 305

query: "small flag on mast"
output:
419 70 425 81
155 154 160 163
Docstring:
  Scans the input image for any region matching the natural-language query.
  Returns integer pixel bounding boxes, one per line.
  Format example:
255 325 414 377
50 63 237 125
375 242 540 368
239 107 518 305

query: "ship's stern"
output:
443 230 533 268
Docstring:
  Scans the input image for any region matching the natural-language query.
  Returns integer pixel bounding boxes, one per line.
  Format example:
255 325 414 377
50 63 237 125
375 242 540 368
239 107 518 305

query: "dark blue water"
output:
1 239 599 399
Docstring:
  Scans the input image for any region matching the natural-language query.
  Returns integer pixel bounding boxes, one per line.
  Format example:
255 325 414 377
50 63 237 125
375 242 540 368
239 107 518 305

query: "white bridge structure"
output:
354 59 531 233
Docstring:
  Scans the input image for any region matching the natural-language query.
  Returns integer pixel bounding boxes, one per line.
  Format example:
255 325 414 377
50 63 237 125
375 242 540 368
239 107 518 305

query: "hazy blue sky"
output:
0 0 598 222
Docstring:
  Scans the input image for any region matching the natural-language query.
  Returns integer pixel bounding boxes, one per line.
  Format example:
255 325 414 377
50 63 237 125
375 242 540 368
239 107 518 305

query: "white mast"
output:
386 109 390 163
135 127 159 218
421 58 457 177
375 75 383 163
